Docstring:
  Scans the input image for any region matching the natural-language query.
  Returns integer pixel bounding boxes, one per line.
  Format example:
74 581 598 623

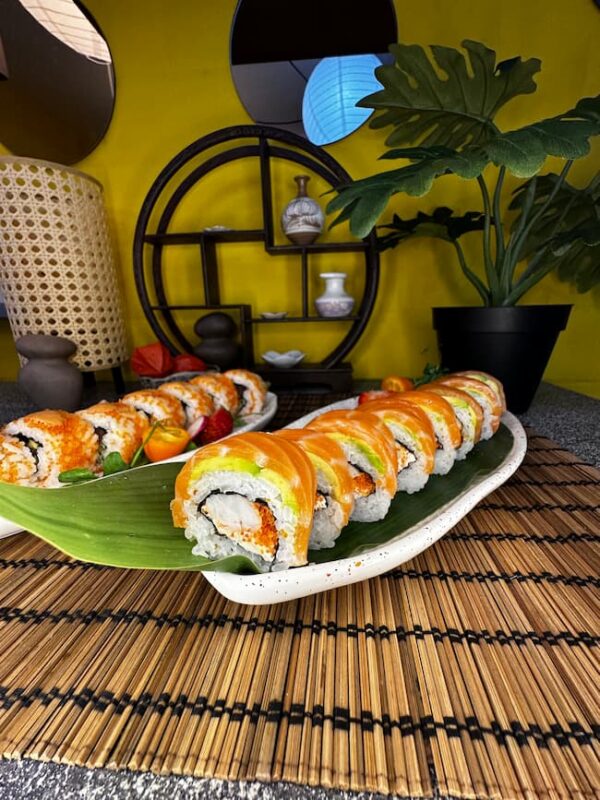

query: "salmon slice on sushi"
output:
224 369 268 416
78 402 149 467
2 410 98 487
392 391 461 475
171 432 316 572
434 376 502 440
307 409 398 522
189 373 240 416
421 384 483 460
358 399 436 493
121 389 186 428
456 371 506 413
275 428 354 548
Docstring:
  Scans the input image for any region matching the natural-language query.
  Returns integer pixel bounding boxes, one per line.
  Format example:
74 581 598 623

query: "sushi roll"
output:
275 428 354 548
2 410 98 487
157 382 214 428
0 433 37 485
422 385 483 460
307 409 398 522
77 402 149 466
456 371 507 413
434 376 502 440
358 399 436 493
189 373 240 416
393 391 461 475
171 432 316 572
121 389 186 428
224 369 268 416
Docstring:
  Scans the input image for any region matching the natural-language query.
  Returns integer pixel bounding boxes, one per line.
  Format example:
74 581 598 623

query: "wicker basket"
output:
0 156 129 371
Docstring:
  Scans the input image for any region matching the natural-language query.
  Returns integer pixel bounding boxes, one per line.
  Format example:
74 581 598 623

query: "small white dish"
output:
261 312 288 320
261 350 306 368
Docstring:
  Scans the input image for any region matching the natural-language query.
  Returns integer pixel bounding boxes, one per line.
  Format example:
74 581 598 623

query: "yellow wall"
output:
1 0 599 395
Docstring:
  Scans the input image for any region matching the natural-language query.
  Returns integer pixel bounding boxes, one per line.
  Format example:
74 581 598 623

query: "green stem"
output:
492 166 506 277
504 175 538 290
510 160 573 270
502 261 557 305
477 175 499 302
452 240 490 305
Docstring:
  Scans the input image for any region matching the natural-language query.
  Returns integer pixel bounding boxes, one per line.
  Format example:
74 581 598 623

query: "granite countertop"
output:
0 380 598 799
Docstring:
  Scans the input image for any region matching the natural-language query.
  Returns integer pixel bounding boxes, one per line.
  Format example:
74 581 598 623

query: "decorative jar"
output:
314 272 355 318
281 175 324 245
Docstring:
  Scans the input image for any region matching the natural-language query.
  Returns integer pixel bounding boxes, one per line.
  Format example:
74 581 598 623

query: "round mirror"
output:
230 0 396 141
0 0 115 165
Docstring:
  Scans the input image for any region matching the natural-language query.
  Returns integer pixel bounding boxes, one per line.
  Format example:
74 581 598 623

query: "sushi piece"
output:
456 371 507 413
434 376 502 440
189 373 240 416
2 410 98 487
171 432 316 571
157 382 214 428
307 409 398 522
392 390 461 475
422 384 483 460
224 369 268 416
120 389 186 428
77 402 149 466
275 428 354 548
0 433 37 485
358 399 436 493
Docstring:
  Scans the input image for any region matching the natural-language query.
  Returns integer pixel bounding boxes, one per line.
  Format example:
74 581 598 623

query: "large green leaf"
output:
328 97 600 238
361 40 540 149
377 207 486 251
0 426 514 574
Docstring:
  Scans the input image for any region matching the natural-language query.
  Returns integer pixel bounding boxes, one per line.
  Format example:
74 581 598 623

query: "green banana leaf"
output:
0 425 514 574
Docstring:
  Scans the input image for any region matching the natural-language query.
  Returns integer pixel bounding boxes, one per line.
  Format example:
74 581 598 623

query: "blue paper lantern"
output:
302 54 382 145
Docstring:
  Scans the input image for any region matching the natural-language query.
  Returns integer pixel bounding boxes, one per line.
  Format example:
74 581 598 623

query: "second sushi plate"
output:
0 396 527 605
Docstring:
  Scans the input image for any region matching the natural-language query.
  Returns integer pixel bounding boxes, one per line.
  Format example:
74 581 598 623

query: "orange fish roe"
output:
255 503 279 557
3 410 98 487
353 472 375 497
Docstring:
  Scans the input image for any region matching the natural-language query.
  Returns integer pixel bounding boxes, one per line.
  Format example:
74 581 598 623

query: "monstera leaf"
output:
361 40 541 149
510 174 600 292
377 207 486 252
327 97 600 238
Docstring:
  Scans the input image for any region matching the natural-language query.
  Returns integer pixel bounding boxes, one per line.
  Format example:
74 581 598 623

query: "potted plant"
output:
327 40 600 412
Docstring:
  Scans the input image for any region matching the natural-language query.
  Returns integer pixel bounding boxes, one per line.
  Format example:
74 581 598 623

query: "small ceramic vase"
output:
193 311 240 369
281 175 324 245
16 334 83 411
314 272 355 318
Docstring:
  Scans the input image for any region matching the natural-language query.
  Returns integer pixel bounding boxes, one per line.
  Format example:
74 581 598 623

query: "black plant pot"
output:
432 305 572 413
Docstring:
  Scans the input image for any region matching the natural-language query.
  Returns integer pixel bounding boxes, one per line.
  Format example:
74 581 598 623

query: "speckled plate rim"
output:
0 392 278 540
202 400 527 605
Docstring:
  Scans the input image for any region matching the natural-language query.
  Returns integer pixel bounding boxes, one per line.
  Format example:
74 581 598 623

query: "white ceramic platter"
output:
201 398 527 605
0 392 278 540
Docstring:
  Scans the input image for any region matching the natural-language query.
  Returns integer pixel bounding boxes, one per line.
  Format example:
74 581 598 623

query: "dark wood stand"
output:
133 126 380 386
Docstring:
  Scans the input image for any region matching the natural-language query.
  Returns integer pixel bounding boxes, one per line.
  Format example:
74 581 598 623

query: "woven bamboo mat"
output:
0 399 598 797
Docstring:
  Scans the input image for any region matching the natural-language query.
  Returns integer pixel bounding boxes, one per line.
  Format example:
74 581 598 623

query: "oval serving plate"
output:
202 398 527 604
0 392 278 540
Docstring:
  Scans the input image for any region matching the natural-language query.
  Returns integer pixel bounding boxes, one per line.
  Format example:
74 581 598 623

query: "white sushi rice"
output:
427 412 456 476
338 440 392 522
466 393 495 440
3 420 58 486
180 470 302 572
78 407 137 462
383 421 430 494
310 469 346 549
449 404 476 461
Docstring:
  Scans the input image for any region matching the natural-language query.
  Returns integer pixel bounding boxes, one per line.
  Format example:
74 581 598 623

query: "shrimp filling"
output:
348 463 375 497
395 441 416 471
200 492 278 559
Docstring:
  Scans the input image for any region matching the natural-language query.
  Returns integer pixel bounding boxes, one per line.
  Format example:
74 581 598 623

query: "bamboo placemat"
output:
0 397 598 797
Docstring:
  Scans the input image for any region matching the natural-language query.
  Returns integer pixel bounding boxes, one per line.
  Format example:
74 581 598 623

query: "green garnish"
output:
58 468 97 484
102 452 130 475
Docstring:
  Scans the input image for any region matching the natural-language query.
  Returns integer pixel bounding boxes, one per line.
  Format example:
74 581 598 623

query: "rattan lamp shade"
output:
0 156 129 371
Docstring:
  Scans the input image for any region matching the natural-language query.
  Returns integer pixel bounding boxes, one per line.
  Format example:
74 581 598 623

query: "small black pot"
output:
432 305 572 413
